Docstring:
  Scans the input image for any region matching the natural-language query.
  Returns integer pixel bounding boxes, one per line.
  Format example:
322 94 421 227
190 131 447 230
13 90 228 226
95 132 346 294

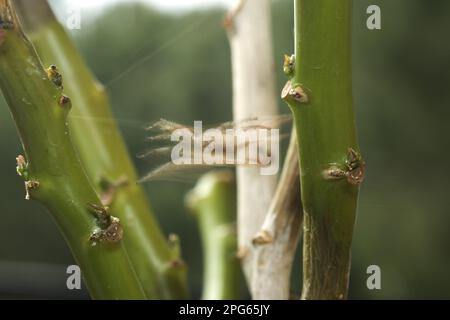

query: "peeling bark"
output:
228 0 295 299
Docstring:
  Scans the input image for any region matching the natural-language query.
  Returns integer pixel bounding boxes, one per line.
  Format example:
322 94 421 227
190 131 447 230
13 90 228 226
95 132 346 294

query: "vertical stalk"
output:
14 0 187 299
0 0 145 299
186 171 240 300
283 0 364 299
226 0 278 297
251 130 303 299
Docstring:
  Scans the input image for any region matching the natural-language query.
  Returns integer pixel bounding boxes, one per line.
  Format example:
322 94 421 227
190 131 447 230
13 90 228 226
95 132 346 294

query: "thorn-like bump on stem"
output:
345 148 365 185
322 166 347 180
16 155 39 199
46 64 63 89
16 154 29 180
89 216 123 245
88 202 123 244
281 80 309 104
323 148 365 185
283 54 295 77
252 229 274 246
24 180 39 200
59 95 71 109
87 203 111 228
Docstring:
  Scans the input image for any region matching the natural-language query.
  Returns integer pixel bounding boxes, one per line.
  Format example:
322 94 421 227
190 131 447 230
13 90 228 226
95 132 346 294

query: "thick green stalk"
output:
0 0 145 299
283 0 364 299
14 0 187 299
186 172 240 300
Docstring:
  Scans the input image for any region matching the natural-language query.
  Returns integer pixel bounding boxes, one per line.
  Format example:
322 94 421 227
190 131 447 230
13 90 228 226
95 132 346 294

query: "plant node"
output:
24 180 39 200
89 216 123 245
88 203 123 244
345 148 365 185
87 203 111 227
283 54 295 77
16 154 29 180
59 95 71 109
281 80 309 104
46 64 63 89
323 148 365 185
16 154 39 199
252 229 274 246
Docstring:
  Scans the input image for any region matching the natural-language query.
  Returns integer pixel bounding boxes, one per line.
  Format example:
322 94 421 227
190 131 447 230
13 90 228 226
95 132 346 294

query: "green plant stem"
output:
285 0 363 299
186 171 240 300
0 0 145 299
14 0 187 299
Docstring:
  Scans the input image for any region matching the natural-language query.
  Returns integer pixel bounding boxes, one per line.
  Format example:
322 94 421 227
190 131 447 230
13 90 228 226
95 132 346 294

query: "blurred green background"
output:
1 0 449 299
